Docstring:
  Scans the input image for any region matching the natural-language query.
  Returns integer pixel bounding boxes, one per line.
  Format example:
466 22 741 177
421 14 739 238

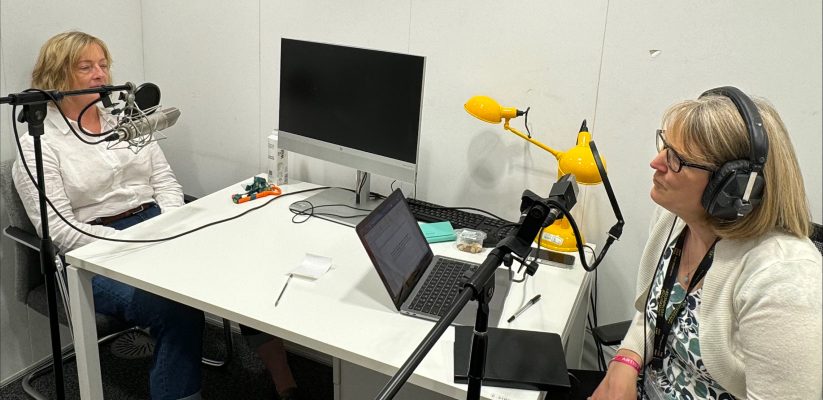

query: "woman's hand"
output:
589 350 640 400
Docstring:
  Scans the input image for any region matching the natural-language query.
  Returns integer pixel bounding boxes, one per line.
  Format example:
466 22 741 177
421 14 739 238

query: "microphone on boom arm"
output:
501 174 580 262
105 82 179 152
105 107 180 150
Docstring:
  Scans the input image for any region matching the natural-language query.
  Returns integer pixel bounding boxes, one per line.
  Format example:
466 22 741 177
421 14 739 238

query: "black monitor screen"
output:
279 38 424 164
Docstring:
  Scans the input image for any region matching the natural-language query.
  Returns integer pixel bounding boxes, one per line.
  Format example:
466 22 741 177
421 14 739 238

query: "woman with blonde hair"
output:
14 30 204 400
591 87 821 399
14 31 302 400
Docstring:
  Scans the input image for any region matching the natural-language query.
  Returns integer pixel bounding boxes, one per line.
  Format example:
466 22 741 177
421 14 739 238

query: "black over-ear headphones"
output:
698 86 769 220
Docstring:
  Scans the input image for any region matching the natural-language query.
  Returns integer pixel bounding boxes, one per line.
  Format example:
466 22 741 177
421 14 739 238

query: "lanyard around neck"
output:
651 229 719 368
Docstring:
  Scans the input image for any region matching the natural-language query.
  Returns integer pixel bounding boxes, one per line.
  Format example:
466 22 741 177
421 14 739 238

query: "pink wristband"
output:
611 355 641 374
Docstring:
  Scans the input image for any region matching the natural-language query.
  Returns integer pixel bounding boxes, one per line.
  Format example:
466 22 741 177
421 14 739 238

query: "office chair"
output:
1 159 233 399
810 222 823 254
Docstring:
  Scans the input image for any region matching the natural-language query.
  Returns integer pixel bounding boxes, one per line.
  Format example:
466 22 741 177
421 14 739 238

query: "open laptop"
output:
355 189 511 326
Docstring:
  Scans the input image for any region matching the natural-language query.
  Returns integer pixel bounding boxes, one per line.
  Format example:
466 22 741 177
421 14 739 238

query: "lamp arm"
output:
503 119 562 159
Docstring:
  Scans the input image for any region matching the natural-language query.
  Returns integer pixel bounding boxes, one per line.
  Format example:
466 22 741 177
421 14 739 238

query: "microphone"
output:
107 107 180 142
542 173 579 227
498 174 580 260
518 173 579 235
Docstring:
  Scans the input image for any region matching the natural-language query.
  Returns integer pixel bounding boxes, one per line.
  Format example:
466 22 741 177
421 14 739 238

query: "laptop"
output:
355 189 511 326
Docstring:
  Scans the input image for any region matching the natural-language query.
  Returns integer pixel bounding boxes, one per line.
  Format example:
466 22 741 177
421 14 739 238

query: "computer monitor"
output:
278 38 425 227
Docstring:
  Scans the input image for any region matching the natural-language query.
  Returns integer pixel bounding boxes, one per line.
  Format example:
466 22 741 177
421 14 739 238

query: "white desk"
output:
66 180 593 400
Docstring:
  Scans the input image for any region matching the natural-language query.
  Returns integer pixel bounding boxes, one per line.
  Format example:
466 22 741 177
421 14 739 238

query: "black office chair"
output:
810 222 823 254
0 159 233 399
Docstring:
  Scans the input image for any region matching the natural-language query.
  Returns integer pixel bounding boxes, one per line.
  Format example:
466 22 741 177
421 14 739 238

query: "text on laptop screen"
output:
359 192 429 300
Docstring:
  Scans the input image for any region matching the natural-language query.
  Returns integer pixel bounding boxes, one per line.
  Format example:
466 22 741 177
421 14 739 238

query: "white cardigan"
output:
621 207 822 399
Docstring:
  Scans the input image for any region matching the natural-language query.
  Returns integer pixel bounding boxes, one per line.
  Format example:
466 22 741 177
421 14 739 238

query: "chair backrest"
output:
1 159 45 303
810 222 823 255
2 160 131 334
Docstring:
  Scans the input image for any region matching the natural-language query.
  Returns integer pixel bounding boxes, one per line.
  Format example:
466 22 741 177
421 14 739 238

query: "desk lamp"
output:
464 95 605 251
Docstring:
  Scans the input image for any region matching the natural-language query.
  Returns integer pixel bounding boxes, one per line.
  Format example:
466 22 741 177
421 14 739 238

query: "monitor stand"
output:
289 171 383 227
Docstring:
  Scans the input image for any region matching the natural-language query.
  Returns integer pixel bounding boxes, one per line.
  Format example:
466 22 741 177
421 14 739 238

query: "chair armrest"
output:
592 320 632 347
4 226 41 252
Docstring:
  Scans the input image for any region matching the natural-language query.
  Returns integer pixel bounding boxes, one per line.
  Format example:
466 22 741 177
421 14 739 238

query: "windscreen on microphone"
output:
110 107 180 142
130 82 161 116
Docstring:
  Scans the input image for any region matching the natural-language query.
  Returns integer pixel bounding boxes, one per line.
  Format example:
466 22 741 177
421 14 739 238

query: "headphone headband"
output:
699 86 768 171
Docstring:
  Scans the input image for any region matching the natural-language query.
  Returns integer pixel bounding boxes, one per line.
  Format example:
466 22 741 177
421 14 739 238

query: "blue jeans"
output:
92 204 204 400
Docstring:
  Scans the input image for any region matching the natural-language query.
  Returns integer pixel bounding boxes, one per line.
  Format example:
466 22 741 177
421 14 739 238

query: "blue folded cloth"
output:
418 221 456 243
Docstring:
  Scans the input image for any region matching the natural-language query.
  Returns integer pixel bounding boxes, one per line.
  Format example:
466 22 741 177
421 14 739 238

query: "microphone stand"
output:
1 84 132 400
376 175 579 400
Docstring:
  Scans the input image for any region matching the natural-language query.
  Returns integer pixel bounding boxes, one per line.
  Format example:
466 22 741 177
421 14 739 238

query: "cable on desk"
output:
288 200 372 224
90 186 328 244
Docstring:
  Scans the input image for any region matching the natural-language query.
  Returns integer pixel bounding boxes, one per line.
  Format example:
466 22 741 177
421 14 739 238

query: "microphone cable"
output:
14 90 111 145
76 95 117 137
532 140 624 272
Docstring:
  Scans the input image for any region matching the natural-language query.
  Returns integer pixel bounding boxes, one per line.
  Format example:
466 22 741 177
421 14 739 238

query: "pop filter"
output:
124 82 161 116
133 82 161 114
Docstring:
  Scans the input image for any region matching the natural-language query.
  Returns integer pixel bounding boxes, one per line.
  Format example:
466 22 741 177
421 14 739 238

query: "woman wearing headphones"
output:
590 88 821 399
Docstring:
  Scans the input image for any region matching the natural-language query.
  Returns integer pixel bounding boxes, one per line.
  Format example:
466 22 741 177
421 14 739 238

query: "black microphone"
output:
107 107 180 142
518 173 579 233
543 173 579 226
500 174 580 260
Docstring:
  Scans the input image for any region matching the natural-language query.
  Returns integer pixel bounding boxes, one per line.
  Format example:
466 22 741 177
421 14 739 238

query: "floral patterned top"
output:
641 237 735 400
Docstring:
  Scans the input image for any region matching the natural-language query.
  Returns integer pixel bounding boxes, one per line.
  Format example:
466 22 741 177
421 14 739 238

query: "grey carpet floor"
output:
0 323 333 399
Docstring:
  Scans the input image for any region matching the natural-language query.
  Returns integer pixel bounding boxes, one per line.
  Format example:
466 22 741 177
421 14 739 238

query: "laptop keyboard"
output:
408 258 478 317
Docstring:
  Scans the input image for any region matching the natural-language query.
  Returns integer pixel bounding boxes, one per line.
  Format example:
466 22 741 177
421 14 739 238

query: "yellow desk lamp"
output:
464 95 606 251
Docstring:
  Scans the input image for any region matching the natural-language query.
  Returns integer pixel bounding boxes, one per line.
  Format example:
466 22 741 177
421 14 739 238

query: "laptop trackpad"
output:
452 267 512 327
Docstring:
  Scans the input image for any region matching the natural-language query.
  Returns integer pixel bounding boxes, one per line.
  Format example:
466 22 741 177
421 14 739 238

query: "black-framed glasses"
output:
655 130 715 173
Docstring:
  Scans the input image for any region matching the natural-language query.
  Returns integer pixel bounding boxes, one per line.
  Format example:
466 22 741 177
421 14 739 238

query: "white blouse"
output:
12 104 183 252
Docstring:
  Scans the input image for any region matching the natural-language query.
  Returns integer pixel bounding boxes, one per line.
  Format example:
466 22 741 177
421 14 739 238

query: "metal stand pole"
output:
1 85 130 400
21 102 66 400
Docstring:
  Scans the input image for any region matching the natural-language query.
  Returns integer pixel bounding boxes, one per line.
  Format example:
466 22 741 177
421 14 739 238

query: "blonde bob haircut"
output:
661 94 811 239
31 31 112 92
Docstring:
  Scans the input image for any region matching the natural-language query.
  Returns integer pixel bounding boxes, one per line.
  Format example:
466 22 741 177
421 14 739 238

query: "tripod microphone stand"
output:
376 174 580 400
1 84 132 400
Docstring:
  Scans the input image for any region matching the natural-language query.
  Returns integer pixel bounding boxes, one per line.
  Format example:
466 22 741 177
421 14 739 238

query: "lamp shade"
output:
558 129 605 185
464 95 521 124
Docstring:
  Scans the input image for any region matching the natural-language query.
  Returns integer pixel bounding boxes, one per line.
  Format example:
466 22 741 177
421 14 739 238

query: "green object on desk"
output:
418 221 456 243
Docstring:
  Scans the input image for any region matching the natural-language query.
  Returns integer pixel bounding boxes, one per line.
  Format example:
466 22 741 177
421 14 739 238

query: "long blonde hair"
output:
662 94 811 239
31 31 112 91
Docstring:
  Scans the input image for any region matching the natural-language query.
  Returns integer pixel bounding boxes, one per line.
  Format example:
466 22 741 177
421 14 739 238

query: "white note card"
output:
290 253 332 280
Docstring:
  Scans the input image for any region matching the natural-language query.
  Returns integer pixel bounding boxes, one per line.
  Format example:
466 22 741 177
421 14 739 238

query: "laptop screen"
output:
355 190 433 308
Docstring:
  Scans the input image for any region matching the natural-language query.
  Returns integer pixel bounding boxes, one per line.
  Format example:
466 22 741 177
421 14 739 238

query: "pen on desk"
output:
275 274 292 307
507 294 541 323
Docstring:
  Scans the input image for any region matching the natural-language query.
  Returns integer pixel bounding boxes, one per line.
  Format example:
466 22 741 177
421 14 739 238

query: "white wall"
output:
1 0 820 382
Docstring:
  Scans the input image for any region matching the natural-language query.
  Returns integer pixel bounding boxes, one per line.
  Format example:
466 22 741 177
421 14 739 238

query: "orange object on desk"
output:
235 187 282 204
